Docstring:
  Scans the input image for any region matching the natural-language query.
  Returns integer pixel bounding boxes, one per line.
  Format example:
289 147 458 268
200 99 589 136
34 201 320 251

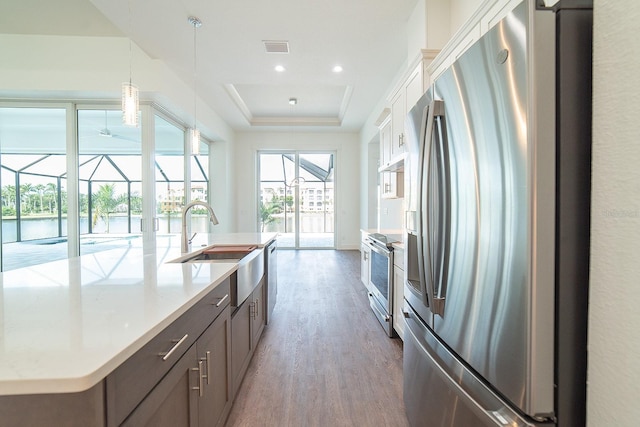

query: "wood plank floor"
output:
225 250 410 427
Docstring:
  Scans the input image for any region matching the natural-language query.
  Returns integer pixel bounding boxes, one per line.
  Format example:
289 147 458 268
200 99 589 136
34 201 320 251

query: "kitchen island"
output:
0 232 276 426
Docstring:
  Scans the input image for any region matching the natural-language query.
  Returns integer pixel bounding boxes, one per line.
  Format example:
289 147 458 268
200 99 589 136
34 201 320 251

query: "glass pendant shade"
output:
190 128 200 155
122 82 139 127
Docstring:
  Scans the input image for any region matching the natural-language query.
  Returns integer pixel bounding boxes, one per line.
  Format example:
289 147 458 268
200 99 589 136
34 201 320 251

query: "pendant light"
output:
189 16 202 155
122 0 139 127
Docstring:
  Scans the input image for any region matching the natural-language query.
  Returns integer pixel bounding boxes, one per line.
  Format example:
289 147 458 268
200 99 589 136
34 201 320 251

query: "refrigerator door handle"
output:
416 102 433 309
431 104 450 316
423 100 447 316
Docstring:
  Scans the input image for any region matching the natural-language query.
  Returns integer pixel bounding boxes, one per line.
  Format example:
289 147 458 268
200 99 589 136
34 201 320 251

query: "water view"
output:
0 215 213 243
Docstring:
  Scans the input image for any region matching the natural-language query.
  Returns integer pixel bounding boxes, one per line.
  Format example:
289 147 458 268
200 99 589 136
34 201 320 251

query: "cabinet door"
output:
251 278 266 345
380 171 392 199
121 346 199 427
405 64 424 114
393 266 405 340
231 297 252 397
379 117 392 168
360 243 370 288
380 171 404 199
106 280 230 427
450 23 481 64
197 306 232 427
390 90 406 160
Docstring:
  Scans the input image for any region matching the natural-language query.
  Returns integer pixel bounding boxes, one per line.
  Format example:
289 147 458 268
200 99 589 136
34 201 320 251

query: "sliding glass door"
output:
298 153 334 247
0 103 211 271
258 151 335 249
77 109 142 255
0 107 69 271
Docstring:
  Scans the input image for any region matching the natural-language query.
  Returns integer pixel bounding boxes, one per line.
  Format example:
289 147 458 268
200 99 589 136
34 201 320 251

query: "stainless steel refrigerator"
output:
402 1 592 425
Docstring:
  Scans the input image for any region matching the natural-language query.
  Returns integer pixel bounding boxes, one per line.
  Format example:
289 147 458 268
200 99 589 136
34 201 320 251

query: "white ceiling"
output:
2 0 418 132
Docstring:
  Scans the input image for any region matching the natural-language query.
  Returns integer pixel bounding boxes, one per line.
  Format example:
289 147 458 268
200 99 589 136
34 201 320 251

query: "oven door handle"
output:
366 240 391 257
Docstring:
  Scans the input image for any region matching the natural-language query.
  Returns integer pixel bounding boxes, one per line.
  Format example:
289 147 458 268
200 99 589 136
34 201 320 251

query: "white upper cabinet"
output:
380 51 437 172
379 115 404 199
379 114 392 168
427 0 526 85
390 89 406 163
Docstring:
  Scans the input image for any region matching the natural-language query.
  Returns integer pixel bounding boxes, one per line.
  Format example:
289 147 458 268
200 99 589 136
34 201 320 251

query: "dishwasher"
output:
264 240 277 324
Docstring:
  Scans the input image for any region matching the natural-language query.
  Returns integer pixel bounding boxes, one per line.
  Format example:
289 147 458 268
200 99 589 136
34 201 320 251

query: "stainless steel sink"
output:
183 250 251 262
178 247 264 309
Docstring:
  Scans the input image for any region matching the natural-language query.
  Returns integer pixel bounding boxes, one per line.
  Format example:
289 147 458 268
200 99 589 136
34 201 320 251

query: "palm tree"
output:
130 191 143 214
34 184 45 213
2 184 15 208
284 195 294 213
44 183 57 214
259 201 278 232
1 184 16 216
92 183 122 233
19 183 35 214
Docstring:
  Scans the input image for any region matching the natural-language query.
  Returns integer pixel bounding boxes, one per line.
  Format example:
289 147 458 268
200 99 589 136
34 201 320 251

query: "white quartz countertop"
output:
0 232 277 396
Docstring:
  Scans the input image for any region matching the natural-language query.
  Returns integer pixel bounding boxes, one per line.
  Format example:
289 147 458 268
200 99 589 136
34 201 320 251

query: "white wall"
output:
407 0 428 57
209 140 236 233
367 140 380 228
0 34 234 145
450 0 483 32
359 131 380 231
234 132 361 249
379 196 404 230
407 0 452 56
588 0 640 425
0 33 237 234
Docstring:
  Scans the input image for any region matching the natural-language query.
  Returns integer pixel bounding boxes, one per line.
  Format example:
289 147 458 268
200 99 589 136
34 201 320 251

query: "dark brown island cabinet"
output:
0 261 271 427
231 276 266 397
116 306 232 427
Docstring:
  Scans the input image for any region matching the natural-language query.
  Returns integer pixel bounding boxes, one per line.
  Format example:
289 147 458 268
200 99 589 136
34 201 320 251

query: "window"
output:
0 103 212 271
77 109 142 249
258 151 335 249
0 107 69 271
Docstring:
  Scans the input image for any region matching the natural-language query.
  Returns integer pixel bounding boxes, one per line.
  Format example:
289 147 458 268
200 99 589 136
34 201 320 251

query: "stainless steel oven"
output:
366 233 395 337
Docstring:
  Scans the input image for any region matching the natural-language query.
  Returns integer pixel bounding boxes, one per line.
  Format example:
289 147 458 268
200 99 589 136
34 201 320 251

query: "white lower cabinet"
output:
393 246 405 339
360 242 370 289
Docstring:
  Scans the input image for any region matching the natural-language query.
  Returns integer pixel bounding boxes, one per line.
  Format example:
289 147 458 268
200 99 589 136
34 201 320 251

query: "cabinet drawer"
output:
106 278 231 427
192 277 232 324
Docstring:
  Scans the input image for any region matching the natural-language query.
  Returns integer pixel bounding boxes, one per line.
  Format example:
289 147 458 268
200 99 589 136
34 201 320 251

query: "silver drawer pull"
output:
213 294 229 307
191 360 204 397
159 334 189 361
205 351 211 384
199 351 211 385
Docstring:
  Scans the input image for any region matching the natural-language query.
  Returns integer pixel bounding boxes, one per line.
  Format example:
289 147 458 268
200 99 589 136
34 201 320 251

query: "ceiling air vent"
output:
263 40 290 54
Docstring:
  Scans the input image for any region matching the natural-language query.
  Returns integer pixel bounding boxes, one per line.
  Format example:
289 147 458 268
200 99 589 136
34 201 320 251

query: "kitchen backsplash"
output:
379 197 404 230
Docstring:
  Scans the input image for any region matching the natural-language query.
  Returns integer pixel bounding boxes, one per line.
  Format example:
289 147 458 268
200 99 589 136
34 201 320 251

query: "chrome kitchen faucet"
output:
181 200 219 253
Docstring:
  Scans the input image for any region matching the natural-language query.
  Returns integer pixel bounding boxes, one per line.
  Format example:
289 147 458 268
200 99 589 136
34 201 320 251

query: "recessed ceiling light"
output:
332 65 343 73
275 65 286 72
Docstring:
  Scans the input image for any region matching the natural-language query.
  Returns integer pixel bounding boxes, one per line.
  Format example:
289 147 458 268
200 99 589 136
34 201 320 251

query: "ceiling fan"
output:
97 110 139 142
